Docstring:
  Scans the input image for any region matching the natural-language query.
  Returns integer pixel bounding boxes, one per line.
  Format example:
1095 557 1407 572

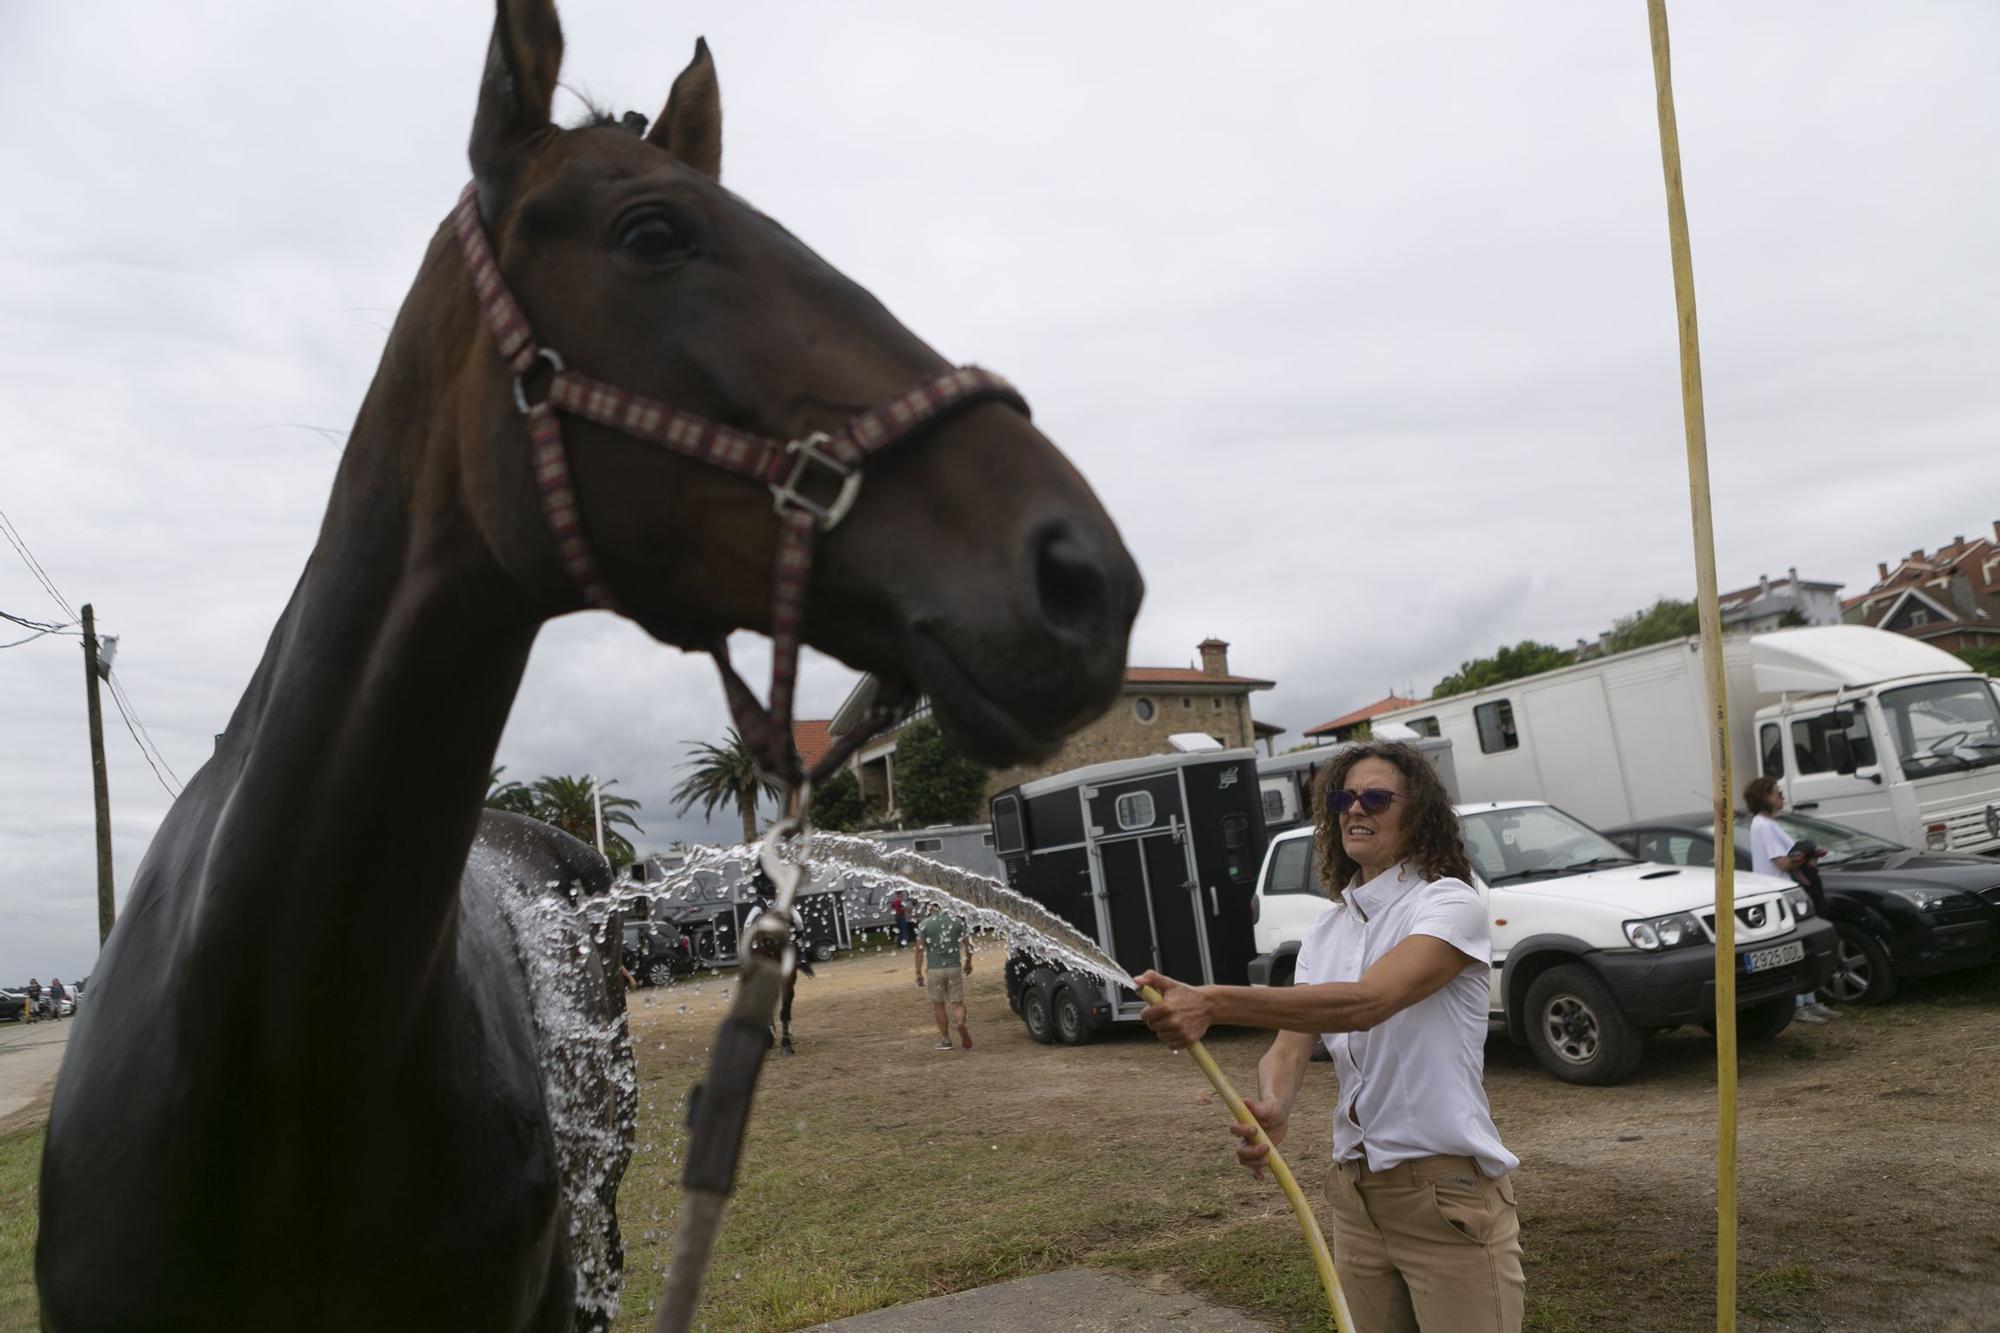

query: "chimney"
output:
1197 638 1230 678
1758 573 1769 597
1991 520 1999 544
1911 548 1925 562
1877 562 1889 582
1786 566 1799 588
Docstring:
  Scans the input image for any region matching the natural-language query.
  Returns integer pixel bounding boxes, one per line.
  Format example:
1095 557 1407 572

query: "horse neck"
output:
202 272 543 976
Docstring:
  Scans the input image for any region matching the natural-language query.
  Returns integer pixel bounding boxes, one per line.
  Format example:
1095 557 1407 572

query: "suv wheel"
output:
1735 995 1795 1041
1823 923 1897 1006
645 961 675 988
1021 969 1057 1044
1523 965 1646 1086
1054 983 1095 1045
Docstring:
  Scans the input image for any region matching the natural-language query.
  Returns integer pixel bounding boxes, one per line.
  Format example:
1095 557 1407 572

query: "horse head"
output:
445 0 1142 765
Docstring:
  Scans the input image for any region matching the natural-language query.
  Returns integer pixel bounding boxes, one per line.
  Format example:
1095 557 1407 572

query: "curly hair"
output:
1311 740 1471 894
1742 775 1782 816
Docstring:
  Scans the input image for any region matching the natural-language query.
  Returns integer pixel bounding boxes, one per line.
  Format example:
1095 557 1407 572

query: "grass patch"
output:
0 1127 43 1332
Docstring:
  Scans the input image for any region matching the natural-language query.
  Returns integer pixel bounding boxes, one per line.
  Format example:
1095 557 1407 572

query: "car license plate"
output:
1743 940 1805 973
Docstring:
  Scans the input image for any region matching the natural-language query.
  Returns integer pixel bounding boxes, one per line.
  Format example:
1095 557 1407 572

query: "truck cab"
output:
1249 802 1838 1085
1749 647 2000 854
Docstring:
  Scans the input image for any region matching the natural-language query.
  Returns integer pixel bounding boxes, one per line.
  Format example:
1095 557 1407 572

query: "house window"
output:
1909 609 1930 626
992 796 1025 854
1474 700 1518 754
1182 697 1193 709
1114 791 1156 830
1133 697 1156 722
913 837 943 853
1408 716 1441 738
1212 697 1223 711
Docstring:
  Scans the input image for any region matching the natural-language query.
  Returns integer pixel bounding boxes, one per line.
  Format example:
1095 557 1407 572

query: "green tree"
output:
1431 641 1573 699
1600 598 1702 655
528 774 643 866
484 766 537 815
809 768 865 832
671 729 779 845
1957 645 2000 677
893 717 989 826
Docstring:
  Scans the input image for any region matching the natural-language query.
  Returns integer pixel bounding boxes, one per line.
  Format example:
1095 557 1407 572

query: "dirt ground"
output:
620 944 2000 1332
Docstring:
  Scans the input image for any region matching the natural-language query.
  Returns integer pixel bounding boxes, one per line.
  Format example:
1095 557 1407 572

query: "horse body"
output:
39 1 1141 1326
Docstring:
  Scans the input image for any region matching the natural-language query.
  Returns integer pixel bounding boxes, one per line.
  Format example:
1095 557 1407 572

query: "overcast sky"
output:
3 1 1996 981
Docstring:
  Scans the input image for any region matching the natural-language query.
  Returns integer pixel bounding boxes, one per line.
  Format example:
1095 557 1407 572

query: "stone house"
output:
821 638 1277 820
1842 521 2000 657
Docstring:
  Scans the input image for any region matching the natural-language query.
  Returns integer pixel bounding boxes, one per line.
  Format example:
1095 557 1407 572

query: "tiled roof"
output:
1124 667 1274 688
1304 695 1422 737
792 719 835 771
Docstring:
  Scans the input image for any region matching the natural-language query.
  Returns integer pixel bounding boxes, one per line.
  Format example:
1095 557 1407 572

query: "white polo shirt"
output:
1748 814 1796 880
1293 861 1518 1179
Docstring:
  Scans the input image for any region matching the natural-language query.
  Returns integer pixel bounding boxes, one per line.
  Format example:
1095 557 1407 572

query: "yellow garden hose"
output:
1137 984 1355 1333
1643 3 1738 1328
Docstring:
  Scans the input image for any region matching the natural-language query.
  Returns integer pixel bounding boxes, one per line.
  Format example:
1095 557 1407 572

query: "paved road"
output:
0 1018 71 1131
807 1268 1276 1332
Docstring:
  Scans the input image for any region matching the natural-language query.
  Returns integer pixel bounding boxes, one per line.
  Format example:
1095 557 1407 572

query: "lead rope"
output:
653 786 813 1333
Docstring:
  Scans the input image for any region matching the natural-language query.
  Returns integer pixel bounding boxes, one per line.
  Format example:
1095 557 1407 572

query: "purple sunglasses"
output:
1327 787 1399 816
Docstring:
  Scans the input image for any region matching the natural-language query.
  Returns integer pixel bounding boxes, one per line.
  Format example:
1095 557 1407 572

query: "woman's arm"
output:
1138 934 1476 1046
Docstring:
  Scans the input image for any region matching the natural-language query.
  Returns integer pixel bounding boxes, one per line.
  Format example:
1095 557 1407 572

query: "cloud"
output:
3 1 1996 980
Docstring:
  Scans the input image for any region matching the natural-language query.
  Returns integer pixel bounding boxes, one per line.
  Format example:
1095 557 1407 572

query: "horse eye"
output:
618 214 683 258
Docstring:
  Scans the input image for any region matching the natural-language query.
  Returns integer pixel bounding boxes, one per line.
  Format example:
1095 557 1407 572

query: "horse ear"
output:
469 0 565 202
646 37 722 180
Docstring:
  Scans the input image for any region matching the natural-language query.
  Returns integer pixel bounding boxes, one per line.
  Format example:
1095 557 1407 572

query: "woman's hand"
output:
1229 1096 1290 1181
1135 971 1216 1048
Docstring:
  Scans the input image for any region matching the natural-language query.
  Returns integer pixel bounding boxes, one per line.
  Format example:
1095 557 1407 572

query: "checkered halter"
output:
452 183 1030 788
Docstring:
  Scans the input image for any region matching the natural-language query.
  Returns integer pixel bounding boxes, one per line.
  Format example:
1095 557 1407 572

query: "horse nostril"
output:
1030 520 1110 644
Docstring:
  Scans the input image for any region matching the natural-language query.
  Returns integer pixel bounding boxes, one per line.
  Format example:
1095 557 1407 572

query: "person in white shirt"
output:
1743 776 1838 1023
1138 741 1523 1332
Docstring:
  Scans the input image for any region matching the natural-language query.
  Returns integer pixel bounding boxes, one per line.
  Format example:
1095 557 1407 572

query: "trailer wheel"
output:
1020 969 1058 1044
1053 983 1094 1046
811 939 836 963
1523 965 1645 1086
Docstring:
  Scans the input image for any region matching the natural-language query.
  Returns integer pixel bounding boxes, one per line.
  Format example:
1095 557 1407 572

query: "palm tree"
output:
484 766 538 816
671 729 778 845
530 774 644 866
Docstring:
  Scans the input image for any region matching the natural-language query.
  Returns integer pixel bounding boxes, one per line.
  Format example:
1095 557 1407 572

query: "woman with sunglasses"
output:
1137 740 1522 1332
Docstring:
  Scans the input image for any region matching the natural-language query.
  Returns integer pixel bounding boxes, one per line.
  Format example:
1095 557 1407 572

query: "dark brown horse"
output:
35 2 1140 1329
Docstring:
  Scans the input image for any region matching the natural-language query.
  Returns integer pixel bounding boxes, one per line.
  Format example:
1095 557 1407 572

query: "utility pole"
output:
81 604 116 944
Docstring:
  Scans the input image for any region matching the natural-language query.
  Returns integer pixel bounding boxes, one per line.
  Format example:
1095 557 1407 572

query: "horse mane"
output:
562 90 647 135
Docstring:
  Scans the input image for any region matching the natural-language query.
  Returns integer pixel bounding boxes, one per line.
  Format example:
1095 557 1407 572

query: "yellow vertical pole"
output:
1643 3 1737 1329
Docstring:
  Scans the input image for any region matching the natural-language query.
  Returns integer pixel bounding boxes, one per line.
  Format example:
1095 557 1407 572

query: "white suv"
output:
1248 801 1839 1084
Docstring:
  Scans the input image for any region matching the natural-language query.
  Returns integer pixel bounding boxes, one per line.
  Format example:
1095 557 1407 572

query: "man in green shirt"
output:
914 904 975 1050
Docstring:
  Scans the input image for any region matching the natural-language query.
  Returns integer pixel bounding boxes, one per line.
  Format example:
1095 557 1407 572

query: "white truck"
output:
1376 626 2000 856
1249 804 1838 1084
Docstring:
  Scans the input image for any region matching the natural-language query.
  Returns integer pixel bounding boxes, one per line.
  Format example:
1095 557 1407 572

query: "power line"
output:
0 505 78 622
105 672 182 800
1 607 73 634
107 669 184 794
1 626 73 649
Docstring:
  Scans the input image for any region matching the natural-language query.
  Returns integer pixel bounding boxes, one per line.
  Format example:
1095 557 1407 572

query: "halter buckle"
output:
771 432 861 530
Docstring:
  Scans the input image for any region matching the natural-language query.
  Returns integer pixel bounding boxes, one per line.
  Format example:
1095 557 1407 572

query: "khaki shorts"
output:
925 967 965 1004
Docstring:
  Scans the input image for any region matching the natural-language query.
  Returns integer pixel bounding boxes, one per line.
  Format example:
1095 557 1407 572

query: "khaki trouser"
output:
1324 1154 1524 1332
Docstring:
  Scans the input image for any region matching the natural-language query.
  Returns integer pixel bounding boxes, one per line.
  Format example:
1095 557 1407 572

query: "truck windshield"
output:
1460 806 1640 885
1879 677 2000 777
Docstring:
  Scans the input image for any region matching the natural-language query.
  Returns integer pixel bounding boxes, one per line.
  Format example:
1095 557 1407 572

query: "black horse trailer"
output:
989 748 1268 1045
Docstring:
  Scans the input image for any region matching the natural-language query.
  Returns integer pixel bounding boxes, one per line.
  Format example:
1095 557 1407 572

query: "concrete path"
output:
806 1267 1277 1332
0 1018 71 1131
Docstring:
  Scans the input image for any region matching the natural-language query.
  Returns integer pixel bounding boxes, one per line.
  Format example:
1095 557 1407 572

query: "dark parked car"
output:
623 921 693 987
1604 811 2000 1004
0 988 24 1022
